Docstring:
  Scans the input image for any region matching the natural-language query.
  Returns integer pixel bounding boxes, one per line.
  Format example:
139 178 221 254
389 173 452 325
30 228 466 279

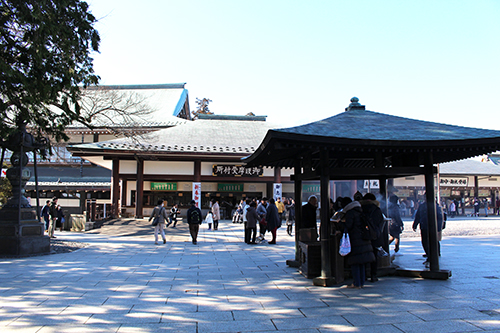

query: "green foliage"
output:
0 165 12 206
0 0 100 142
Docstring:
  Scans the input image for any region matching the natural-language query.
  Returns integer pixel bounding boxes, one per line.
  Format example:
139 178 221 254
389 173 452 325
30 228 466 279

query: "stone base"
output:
312 276 338 287
0 235 50 256
395 268 452 280
0 206 51 256
286 259 300 268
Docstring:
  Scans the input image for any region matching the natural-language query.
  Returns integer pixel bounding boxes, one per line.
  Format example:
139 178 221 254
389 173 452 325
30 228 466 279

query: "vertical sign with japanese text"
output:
192 182 201 208
273 183 282 201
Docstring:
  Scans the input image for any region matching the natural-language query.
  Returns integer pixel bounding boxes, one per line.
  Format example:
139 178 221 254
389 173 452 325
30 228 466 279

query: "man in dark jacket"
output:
186 200 202 245
361 193 386 282
41 200 51 233
412 199 443 266
301 195 318 235
48 197 58 238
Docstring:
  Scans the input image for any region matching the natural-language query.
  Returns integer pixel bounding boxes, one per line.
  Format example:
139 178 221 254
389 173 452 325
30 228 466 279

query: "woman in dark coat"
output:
265 198 281 244
343 198 375 288
245 201 259 244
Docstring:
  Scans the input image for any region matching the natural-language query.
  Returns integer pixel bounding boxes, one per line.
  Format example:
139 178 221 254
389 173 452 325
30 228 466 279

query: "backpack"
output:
190 209 201 223
360 210 379 241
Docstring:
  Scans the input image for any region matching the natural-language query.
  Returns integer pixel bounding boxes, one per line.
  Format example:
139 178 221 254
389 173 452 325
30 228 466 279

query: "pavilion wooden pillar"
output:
287 159 302 267
313 149 336 286
135 158 144 218
274 167 281 184
111 159 120 218
424 153 440 272
194 160 201 182
121 179 127 215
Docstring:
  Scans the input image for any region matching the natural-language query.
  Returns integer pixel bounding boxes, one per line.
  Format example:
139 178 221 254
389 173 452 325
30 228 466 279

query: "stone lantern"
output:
0 124 50 255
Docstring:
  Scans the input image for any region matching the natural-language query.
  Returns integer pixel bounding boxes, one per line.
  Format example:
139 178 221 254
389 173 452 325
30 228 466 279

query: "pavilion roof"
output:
244 99 500 178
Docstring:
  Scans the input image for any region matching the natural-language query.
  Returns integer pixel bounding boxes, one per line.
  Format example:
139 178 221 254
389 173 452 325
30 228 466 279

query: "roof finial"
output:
345 97 365 111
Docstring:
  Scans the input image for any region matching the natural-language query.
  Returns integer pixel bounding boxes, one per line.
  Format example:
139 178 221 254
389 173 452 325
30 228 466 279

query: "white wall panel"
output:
120 160 137 174
144 161 193 175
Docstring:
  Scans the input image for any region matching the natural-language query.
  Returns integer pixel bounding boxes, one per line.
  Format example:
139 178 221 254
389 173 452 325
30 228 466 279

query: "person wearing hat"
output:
187 200 202 245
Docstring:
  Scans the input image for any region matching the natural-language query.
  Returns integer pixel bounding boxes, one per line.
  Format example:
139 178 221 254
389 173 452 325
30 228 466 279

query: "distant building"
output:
24 83 190 218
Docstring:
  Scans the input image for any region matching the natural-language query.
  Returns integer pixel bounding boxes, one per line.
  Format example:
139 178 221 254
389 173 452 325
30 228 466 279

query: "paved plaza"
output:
1 218 500 332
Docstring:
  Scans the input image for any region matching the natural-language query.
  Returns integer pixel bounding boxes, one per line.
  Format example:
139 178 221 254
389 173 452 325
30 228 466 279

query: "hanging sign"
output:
217 183 243 192
363 180 380 189
150 182 177 191
1 169 6 178
212 165 263 177
440 177 468 187
303 184 320 193
192 182 201 208
273 183 282 201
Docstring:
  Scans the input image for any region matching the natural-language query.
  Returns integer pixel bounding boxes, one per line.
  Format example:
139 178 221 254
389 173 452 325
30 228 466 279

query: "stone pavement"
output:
1 219 500 333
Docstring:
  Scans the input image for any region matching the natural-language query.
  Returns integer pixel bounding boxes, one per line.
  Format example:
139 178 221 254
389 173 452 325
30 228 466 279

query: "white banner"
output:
440 177 468 187
192 182 201 208
273 183 282 201
1 169 6 178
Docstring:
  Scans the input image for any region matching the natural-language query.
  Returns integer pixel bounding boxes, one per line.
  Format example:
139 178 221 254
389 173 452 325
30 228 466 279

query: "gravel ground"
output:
50 239 89 254
401 216 500 238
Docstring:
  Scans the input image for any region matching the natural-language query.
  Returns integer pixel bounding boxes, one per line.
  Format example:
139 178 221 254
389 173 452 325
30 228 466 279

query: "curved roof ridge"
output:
274 109 500 141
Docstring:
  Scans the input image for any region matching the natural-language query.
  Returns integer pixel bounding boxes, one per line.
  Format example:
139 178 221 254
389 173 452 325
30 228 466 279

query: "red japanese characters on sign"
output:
192 183 201 208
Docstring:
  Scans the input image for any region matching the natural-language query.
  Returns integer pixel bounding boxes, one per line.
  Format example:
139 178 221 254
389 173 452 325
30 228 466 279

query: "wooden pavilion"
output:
243 97 500 285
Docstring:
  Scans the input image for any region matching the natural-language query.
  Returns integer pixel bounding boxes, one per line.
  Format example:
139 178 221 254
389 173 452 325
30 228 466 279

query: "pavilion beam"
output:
313 149 336 286
292 166 437 181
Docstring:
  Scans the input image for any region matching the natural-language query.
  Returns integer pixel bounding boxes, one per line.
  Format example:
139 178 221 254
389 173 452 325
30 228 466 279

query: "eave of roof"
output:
68 117 276 157
244 107 500 167
439 159 500 176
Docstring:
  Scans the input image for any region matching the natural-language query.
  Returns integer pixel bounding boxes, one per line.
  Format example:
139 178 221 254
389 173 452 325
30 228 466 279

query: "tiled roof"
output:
66 84 190 129
69 117 276 155
276 109 500 141
440 159 500 175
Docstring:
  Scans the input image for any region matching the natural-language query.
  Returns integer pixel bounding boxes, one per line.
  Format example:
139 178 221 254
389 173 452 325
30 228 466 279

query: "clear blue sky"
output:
87 0 500 130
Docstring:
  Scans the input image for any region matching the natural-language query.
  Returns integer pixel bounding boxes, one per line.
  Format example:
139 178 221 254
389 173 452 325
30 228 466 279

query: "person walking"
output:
285 198 295 236
449 200 456 218
412 198 444 267
276 197 285 222
242 199 251 243
265 198 281 244
387 195 404 253
148 199 168 245
168 204 180 228
473 198 480 217
245 201 259 244
48 197 58 238
211 199 220 230
41 200 50 233
256 197 268 239
56 205 65 232
187 200 202 244
341 197 375 288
